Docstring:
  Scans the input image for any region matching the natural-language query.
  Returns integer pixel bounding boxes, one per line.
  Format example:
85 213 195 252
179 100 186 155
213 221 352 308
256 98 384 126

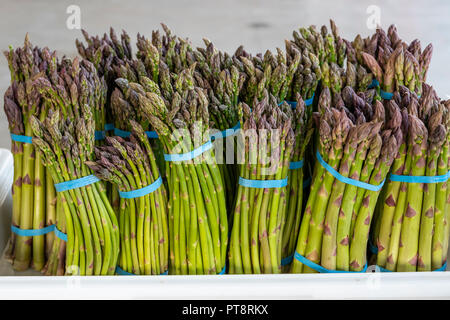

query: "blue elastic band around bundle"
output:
281 254 294 266
305 93 315 106
10 224 55 237
380 88 421 100
164 140 213 162
389 170 450 184
375 262 447 273
104 123 115 131
10 224 68 241
238 176 288 188
10 133 33 144
95 130 106 140
146 131 159 139
279 92 315 109
54 175 100 192
289 159 304 170
380 89 394 100
54 227 68 242
316 151 385 191
119 176 163 199
113 128 131 138
210 122 241 140
115 266 169 276
368 79 380 89
294 251 368 273
218 265 226 275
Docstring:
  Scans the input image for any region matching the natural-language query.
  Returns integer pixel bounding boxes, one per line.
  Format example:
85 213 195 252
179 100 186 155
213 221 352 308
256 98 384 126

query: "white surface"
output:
0 272 450 300
0 149 13 207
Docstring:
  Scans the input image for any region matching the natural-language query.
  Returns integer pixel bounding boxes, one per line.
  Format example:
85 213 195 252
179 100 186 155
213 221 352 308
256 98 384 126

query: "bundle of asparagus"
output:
28 56 119 276
361 25 433 97
291 86 402 273
3 36 58 271
87 122 168 275
227 91 294 274
374 85 449 272
112 70 227 274
78 28 170 208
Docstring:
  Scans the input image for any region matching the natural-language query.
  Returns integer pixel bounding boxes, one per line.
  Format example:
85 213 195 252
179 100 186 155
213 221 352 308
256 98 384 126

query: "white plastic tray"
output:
1 272 450 299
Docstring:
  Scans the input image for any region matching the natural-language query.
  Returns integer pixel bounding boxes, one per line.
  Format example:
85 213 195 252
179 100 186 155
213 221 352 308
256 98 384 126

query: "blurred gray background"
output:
0 0 449 149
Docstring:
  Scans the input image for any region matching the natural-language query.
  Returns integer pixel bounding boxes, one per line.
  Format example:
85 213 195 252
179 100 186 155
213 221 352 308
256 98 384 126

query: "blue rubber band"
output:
218 265 226 275
113 128 131 138
304 93 315 106
10 224 55 237
380 88 420 100
281 254 294 266
95 130 106 140
210 122 241 140
104 123 114 131
380 89 394 100
115 266 169 275
54 175 100 192
279 92 315 109
10 133 33 144
145 131 159 139
389 171 450 184
374 262 447 272
115 266 134 275
303 177 312 189
368 79 380 89
11 224 69 241
119 176 163 199
238 176 288 188
164 140 213 162
54 227 68 242
294 251 368 273
289 159 304 170
435 262 447 272
316 151 385 191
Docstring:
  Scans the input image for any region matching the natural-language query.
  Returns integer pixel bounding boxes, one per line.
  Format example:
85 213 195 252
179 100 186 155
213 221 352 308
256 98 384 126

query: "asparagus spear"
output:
3 36 59 270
